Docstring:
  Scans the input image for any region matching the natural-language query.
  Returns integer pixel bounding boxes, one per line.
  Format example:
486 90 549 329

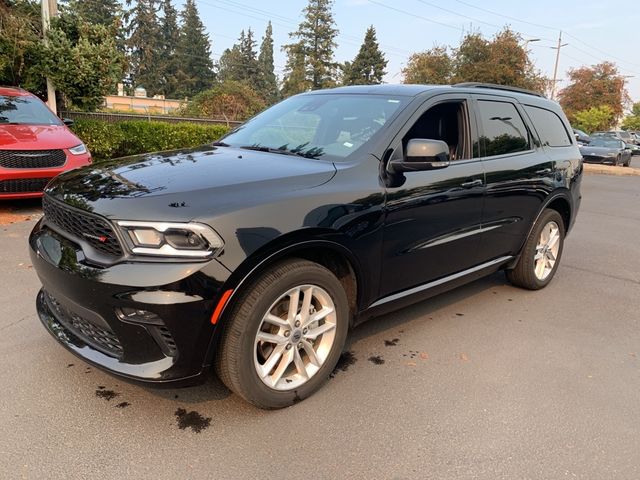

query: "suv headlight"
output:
68 143 88 155
117 221 224 258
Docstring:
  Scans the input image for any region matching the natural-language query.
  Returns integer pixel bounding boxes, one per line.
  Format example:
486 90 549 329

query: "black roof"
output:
307 82 547 100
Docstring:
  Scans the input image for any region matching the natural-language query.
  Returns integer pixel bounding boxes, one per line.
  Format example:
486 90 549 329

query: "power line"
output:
366 0 465 33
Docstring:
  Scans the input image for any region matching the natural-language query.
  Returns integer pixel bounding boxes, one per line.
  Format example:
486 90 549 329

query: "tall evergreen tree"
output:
127 0 163 96
343 26 387 85
258 21 278 103
175 0 215 97
281 42 308 97
67 0 123 27
218 29 259 86
283 0 339 94
159 0 180 97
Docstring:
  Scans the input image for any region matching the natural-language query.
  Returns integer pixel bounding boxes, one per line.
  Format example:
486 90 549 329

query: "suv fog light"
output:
116 307 162 325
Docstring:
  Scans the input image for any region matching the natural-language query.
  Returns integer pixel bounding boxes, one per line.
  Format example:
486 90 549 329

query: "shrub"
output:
72 120 230 161
179 80 266 121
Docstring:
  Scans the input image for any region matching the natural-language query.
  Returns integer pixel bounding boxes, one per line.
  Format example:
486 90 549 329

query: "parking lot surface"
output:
1 173 639 480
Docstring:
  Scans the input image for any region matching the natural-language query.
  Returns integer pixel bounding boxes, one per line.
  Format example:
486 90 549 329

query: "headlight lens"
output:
68 143 88 155
117 221 223 258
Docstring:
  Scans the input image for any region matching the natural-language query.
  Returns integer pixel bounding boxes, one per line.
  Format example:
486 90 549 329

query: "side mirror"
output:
389 139 450 174
62 118 74 127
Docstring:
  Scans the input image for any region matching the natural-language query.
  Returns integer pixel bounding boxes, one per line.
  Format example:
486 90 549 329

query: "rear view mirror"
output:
389 139 450 173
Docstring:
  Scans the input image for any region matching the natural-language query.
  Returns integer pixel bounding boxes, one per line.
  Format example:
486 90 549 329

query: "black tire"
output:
623 157 631 167
215 258 349 409
613 155 620 166
506 209 565 290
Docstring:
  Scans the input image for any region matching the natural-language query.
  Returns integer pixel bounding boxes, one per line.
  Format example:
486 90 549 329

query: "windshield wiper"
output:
212 141 230 147
238 145 309 158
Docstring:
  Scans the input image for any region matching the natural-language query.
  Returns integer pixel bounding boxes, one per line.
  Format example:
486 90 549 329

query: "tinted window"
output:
221 94 408 160
0 95 61 126
524 105 572 147
477 100 530 157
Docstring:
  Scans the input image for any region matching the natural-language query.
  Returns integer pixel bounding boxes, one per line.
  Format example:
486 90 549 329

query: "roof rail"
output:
453 82 546 98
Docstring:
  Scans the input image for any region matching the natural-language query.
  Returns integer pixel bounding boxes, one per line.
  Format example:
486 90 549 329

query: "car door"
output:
472 95 555 262
379 93 485 299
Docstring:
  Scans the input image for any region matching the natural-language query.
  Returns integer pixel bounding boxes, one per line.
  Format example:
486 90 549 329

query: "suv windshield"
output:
0 95 62 126
591 138 621 148
219 94 409 160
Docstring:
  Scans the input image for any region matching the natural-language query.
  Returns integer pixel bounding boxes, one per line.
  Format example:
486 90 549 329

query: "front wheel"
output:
507 209 565 290
613 155 620 166
215 259 349 409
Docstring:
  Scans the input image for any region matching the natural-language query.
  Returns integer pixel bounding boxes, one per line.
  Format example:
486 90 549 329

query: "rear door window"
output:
524 105 572 147
476 100 530 157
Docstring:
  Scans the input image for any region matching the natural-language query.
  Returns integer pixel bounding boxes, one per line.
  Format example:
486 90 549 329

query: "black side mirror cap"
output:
62 118 74 127
389 139 450 173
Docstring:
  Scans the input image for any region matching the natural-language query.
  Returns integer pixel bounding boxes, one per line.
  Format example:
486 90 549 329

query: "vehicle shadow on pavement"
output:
348 271 510 345
0 199 42 225
143 271 511 405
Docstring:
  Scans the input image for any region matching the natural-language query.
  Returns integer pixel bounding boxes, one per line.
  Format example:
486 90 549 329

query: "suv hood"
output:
0 124 80 150
579 146 618 155
45 145 337 221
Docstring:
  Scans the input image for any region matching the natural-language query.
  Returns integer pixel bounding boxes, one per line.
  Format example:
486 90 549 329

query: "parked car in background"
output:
624 142 640 156
607 130 635 144
0 87 91 199
29 83 582 408
580 137 632 166
572 128 591 145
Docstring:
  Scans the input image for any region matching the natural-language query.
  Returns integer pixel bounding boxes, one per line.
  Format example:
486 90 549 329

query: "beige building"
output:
104 84 186 115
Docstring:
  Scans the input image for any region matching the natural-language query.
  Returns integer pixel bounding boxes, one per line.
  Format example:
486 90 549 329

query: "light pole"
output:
550 31 568 101
41 0 58 115
523 38 540 48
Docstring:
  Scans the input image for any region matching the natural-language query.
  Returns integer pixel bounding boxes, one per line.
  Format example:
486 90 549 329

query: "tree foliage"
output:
283 0 339 94
402 45 453 84
622 102 640 131
572 105 615 133
218 29 259 86
41 18 126 110
343 26 387 85
402 28 546 93
159 0 180 97
179 80 266 121
558 62 628 125
126 0 163 96
257 22 278 103
174 0 215 98
0 0 43 94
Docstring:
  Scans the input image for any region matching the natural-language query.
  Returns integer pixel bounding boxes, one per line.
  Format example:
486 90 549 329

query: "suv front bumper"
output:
30 219 231 385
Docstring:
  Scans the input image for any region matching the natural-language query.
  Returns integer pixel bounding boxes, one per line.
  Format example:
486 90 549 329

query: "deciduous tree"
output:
402 45 453 84
559 62 628 124
572 105 615 133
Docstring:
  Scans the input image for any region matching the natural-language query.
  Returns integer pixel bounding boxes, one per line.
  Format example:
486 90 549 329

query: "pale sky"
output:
174 0 640 106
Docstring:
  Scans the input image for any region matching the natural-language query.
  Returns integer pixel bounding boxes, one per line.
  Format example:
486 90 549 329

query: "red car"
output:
0 87 92 199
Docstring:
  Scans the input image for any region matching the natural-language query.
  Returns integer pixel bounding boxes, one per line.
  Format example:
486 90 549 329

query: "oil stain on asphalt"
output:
384 338 399 346
175 408 211 433
95 387 120 401
330 351 356 378
115 402 131 409
368 355 385 365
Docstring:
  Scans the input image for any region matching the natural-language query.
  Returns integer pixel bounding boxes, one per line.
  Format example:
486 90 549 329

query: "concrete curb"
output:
583 163 640 176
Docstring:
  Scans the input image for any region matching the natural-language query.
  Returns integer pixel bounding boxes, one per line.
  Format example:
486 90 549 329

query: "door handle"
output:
460 179 483 188
536 168 552 175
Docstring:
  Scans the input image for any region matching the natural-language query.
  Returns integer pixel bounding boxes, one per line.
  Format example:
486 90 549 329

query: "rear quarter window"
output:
524 105 573 147
476 100 531 157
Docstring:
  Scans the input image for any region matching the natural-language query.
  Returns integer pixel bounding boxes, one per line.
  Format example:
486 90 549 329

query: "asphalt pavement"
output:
0 173 639 479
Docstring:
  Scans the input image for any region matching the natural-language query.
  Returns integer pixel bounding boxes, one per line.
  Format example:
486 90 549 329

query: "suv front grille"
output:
44 291 123 358
0 149 66 169
0 177 53 193
42 195 124 258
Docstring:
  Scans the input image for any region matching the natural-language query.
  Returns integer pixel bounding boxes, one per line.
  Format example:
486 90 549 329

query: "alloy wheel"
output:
534 221 561 281
253 284 337 391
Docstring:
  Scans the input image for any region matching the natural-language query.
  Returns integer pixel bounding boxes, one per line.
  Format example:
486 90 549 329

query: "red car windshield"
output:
0 95 62 126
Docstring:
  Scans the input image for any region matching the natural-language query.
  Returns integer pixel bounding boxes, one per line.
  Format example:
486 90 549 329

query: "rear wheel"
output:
506 209 565 290
215 259 349 409
623 156 631 167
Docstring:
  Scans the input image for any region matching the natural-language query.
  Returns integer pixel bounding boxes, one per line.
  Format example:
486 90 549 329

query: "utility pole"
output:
550 31 568 101
41 0 58 115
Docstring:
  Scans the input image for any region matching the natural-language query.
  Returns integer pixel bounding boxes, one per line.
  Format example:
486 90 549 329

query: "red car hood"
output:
0 124 81 150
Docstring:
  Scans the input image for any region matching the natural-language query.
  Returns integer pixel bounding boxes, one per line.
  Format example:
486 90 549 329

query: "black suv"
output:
30 83 582 408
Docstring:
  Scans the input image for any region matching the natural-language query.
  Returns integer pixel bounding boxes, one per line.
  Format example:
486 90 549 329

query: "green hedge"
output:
71 120 230 161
